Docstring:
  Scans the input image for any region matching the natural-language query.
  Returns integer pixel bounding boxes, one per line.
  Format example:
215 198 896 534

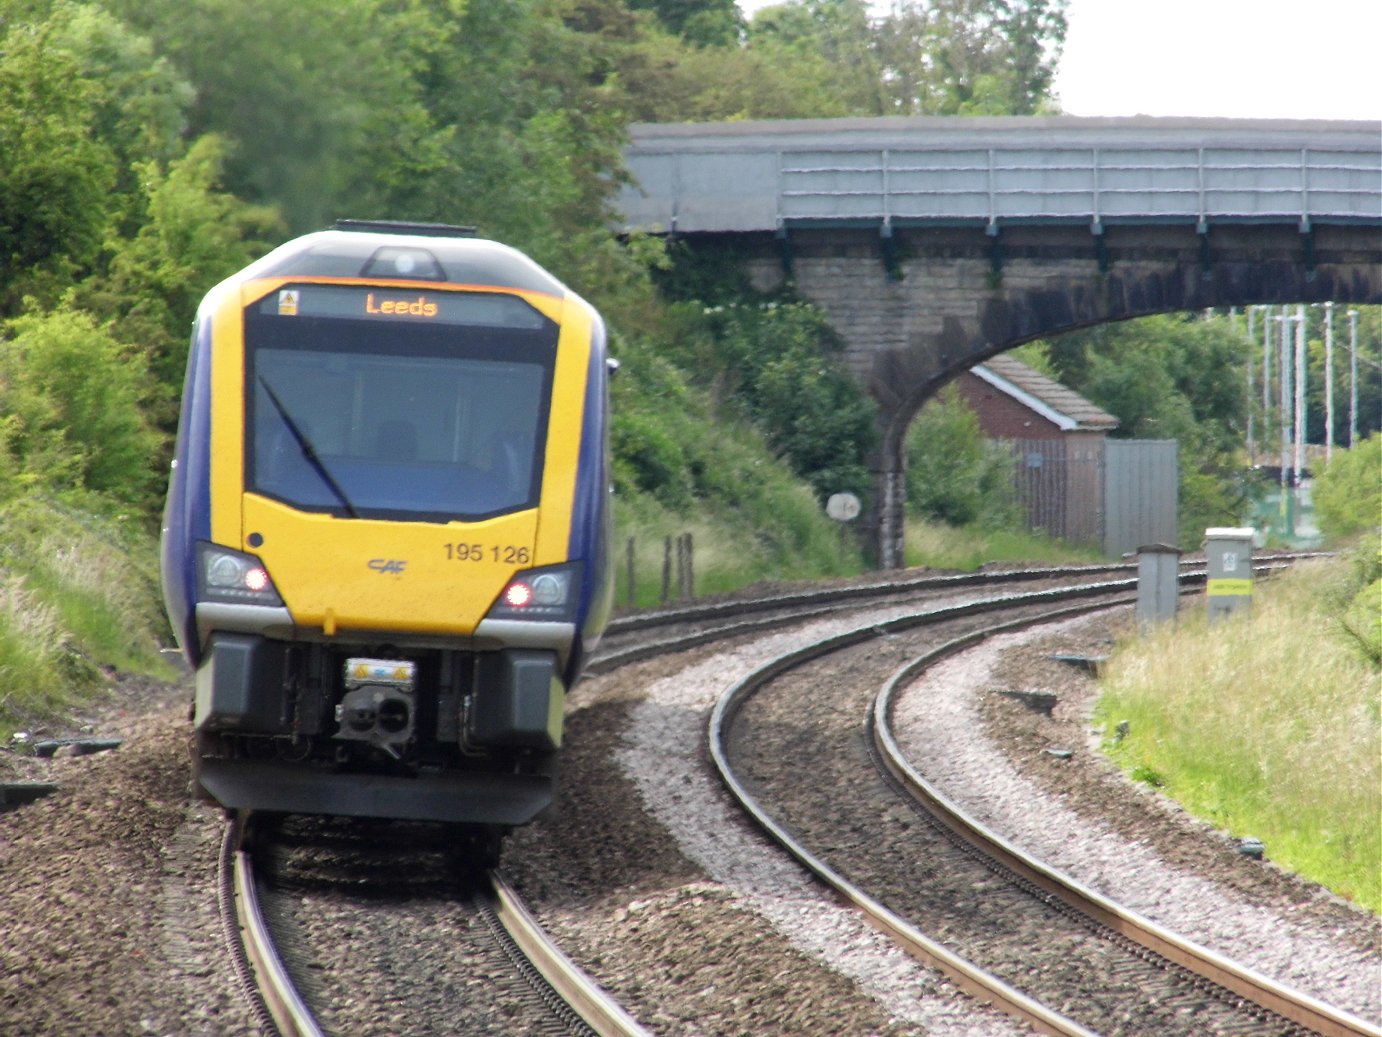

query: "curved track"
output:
211 553 1351 1035
871 635 1381 1037
707 581 1379 1037
592 552 1316 672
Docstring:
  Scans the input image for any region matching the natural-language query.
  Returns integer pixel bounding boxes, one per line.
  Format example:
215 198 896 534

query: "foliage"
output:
77 135 281 424
0 494 173 740
1030 313 1252 541
38 4 192 203
690 300 878 504
869 0 1069 115
0 305 164 512
1096 555 1381 911
906 385 1021 527
726 0 1069 117
0 13 117 314
745 0 884 113
1308 533 1382 666
627 0 743 46
104 0 456 235
1313 435 1381 542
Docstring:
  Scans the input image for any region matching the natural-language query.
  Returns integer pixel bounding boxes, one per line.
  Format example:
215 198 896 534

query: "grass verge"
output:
905 519 1105 571
0 496 175 740
611 488 865 611
1094 543 1381 912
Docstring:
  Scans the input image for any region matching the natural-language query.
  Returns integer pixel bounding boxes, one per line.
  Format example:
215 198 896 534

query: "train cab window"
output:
243 285 558 522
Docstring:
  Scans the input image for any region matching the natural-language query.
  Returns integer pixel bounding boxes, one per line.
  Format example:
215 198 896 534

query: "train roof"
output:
243 223 568 296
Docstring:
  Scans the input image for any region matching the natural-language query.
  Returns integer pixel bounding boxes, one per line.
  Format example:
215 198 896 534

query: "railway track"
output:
219 813 649 1036
706 582 1381 1037
216 565 1128 1036
212 554 1370 1035
591 552 1314 671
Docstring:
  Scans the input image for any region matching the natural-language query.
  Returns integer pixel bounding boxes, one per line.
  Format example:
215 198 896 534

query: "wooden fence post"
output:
661 535 672 605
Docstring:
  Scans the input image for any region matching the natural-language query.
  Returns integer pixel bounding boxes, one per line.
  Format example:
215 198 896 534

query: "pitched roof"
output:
971 353 1119 432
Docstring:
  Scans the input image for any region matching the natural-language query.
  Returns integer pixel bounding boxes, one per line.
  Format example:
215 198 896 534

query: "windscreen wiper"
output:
257 376 359 518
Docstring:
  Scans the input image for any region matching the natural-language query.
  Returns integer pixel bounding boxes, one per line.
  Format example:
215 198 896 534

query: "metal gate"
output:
1103 439 1178 556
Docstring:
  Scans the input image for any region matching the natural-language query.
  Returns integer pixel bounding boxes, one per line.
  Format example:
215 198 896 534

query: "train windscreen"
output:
243 285 559 521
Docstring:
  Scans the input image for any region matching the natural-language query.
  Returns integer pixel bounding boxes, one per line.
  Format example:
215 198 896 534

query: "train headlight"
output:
197 542 284 606
487 564 580 622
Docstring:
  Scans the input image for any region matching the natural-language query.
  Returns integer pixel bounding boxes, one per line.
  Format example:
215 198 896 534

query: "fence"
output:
623 533 695 608
1103 439 1178 555
1003 437 1178 556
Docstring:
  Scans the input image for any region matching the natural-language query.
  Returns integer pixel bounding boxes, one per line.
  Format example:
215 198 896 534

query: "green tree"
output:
76 135 281 425
1045 314 1248 452
613 20 856 121
0 306 163 511
874 0 1066 114
105 0 456 234
906 385 1020 526
743 0 1068 117
1037 313 1251 539
698 300 877 503
628 0 743 45
746 0 884 113
0 14 117 314
1313 435 1382 542
40 5 192 196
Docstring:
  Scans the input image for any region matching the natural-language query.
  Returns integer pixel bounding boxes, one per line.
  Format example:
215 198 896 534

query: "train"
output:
160 220 613 845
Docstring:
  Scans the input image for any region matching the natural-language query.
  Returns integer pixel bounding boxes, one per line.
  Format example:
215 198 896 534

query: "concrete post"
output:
1136 544 1182 630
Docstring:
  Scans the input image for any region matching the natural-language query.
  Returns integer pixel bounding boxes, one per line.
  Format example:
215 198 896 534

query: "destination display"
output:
257 284 548 329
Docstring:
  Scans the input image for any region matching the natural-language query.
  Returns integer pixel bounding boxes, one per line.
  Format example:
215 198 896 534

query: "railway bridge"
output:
617 115 1382 566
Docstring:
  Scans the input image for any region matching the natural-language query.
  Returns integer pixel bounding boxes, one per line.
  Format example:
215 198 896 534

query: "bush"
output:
0 305 164 513
1313 435 1382 541
695 299 877 504
906 386 1020 527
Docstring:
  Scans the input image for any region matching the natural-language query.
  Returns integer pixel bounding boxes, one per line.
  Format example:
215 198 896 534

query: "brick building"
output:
951 354 1119 545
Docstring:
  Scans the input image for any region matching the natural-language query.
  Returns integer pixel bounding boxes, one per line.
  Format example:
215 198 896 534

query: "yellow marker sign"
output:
1207 578 1253 597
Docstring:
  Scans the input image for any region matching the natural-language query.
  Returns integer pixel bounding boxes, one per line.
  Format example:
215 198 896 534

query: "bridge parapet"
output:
620 115 1381 234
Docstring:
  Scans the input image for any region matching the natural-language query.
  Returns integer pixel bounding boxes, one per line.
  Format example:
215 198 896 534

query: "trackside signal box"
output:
1205 527 1255 621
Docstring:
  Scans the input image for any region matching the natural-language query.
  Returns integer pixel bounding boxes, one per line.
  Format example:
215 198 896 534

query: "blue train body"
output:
160 222 612 832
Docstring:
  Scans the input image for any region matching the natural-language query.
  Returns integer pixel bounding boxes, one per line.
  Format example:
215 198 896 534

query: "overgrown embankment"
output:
0 498 174 742
1095 538 1381 912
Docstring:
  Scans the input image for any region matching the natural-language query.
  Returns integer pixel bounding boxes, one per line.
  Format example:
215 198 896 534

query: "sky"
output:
735 0 1382 121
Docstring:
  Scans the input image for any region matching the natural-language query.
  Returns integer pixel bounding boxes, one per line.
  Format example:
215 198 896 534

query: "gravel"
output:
895 610 1381 1020
1 593 1377 1036
0 675 258 1036
514 599 1380 1034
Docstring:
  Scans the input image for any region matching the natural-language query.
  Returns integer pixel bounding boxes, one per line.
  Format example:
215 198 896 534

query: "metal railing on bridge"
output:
619 116 1382 234
778 142 1379 230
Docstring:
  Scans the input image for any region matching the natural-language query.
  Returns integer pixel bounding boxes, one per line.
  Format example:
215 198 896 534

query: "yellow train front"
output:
160 221 612 834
